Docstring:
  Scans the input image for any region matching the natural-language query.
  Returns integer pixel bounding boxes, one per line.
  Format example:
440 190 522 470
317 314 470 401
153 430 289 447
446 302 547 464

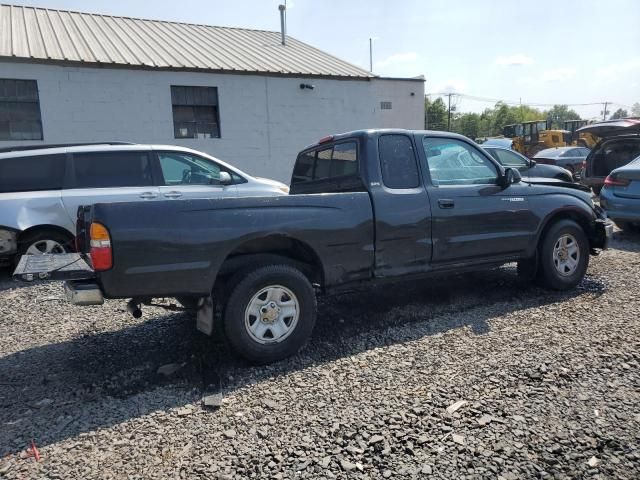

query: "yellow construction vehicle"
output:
564 120 597 148
503 120 569 157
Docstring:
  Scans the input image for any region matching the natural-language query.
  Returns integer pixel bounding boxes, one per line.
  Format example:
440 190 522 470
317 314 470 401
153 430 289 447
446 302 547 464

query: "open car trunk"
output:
591 138 640 177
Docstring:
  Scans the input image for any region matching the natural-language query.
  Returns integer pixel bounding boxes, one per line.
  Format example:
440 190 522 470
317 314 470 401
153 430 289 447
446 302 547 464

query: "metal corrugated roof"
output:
0 4 374 78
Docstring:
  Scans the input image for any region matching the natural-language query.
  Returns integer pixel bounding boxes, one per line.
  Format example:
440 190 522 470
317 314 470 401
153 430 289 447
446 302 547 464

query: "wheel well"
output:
18 225 75 245
537 211 594 251
214 235 325 295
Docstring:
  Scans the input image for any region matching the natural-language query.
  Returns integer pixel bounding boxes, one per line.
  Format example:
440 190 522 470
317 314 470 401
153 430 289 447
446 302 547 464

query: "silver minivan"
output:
0 143 289 263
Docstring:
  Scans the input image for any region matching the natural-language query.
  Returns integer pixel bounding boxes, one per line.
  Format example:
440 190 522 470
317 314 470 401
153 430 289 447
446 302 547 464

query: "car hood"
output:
577 118 640 138
521 177 592 192
254 176 289 189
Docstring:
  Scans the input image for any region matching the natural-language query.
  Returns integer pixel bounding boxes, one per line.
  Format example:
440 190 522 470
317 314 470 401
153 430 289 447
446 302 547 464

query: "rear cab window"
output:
290 140 360 194
378 134 420 189
0 154 66 193
71 151 153 188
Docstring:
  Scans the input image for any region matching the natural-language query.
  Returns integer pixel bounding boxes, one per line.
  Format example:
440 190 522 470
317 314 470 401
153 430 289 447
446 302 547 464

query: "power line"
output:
425 92 629 109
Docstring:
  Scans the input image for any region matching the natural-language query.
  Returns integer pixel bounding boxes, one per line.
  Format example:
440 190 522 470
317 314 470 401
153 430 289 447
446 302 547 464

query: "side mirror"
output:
529 159 537 167
501 167 521 187
218 171 232 185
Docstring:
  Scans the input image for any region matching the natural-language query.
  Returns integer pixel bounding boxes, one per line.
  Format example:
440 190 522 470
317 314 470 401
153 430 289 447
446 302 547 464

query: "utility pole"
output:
447 93 453 131
369 38 373 72
602 101 609 121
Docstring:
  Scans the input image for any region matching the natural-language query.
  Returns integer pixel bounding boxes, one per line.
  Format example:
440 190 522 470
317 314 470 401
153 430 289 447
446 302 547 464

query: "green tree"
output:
450 112 480 139
545 105 581 129
425 96 448 131
611 108 628 119
632 102 640 117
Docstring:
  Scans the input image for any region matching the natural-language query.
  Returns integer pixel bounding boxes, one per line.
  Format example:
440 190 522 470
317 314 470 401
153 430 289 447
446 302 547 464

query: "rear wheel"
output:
223 264 316 364
537 220 589 290
18 230 73 257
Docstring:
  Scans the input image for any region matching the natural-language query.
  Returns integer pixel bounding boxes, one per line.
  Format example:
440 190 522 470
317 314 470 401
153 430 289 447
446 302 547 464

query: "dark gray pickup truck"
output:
15 129 612 363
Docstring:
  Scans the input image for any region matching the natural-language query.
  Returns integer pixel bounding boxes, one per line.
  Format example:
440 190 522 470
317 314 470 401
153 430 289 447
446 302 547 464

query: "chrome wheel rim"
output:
553 234 580 276
25 239 66 255
244 285 299 344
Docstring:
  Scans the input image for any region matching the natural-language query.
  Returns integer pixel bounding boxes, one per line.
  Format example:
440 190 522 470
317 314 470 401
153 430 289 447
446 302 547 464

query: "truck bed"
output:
80 192 375 298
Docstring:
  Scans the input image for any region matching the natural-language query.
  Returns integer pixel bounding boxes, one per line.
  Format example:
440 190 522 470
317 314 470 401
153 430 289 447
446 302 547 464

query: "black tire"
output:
223 264 316 364
17 229 74 258
537 220 589 291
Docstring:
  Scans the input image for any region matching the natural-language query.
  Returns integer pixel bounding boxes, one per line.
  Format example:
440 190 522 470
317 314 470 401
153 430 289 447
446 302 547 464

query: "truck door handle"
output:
139 192 157 199
163 191 183 199
438 199 455 209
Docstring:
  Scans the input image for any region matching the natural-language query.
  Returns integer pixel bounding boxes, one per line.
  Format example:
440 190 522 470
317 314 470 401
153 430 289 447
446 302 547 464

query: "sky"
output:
17 0 640 119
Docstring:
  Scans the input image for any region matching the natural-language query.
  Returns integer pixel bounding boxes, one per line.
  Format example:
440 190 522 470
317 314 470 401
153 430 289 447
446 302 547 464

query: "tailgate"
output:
13 253 95 282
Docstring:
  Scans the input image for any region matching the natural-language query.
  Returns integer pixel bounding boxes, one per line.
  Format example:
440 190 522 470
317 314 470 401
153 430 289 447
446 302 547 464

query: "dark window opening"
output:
291 141 358 184
0 79 43 141
380 101 392 110
0 154 65 192
379 135 420 189
171 86 220 139
72 151 153 188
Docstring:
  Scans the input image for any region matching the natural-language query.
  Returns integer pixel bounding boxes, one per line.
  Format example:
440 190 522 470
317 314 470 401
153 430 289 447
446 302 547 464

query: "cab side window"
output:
423 138 498 186
378 134 420 189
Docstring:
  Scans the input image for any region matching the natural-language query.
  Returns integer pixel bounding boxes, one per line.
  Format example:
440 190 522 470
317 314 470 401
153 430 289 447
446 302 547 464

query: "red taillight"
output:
604 175 630 187
89 222 112 271
318 135 334 144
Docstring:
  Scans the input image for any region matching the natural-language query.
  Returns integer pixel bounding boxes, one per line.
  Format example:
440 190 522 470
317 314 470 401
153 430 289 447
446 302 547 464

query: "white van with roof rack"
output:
0 143 288 265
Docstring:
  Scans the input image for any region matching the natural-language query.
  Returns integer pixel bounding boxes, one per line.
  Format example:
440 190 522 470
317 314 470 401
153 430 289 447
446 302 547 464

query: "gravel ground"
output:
1 230 639 479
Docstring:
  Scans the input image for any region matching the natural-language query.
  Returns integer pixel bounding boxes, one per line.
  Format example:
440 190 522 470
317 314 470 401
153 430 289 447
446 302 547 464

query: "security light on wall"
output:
299 83 315 90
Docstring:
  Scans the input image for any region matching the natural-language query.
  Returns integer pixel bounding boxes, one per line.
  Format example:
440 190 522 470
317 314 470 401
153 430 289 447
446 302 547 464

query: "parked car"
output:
483 145 573 182
579 118 640 194
599 154 640 231
0 143 289 265
15 130 612 364
533 147 591 178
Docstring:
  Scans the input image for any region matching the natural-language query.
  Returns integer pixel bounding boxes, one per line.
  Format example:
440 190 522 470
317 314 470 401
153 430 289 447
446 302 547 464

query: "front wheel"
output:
537 220 589 290
223 264 317 364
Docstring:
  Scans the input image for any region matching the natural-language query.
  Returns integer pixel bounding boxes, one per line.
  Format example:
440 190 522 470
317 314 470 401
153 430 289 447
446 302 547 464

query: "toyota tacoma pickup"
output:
14 130 612 364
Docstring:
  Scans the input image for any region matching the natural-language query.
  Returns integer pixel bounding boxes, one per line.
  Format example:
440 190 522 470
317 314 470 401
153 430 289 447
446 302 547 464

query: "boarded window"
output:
0 79 44 141
171 86 220 139
380 101 392 110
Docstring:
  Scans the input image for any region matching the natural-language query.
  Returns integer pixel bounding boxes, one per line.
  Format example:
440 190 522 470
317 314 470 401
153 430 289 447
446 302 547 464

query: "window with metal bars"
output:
171 86 221 139
0 79 43 141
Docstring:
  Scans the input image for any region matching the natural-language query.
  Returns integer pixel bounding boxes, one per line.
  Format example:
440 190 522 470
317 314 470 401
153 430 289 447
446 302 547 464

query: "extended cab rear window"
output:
290 141 362 195
0 154 65 193
292 141 358 184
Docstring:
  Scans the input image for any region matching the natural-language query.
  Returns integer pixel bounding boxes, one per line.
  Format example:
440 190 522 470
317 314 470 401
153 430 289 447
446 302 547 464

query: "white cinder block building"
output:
0 4 424 182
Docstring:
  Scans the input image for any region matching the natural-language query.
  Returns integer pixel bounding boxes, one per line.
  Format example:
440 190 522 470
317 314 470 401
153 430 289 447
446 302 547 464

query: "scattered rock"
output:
446 400 468 415
369 435 384 445
477 414 493 426
587 456 601 467
339 459 356 471
203 392 223 409
452 434 465 445
223 429 236 439
156 363 183 376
